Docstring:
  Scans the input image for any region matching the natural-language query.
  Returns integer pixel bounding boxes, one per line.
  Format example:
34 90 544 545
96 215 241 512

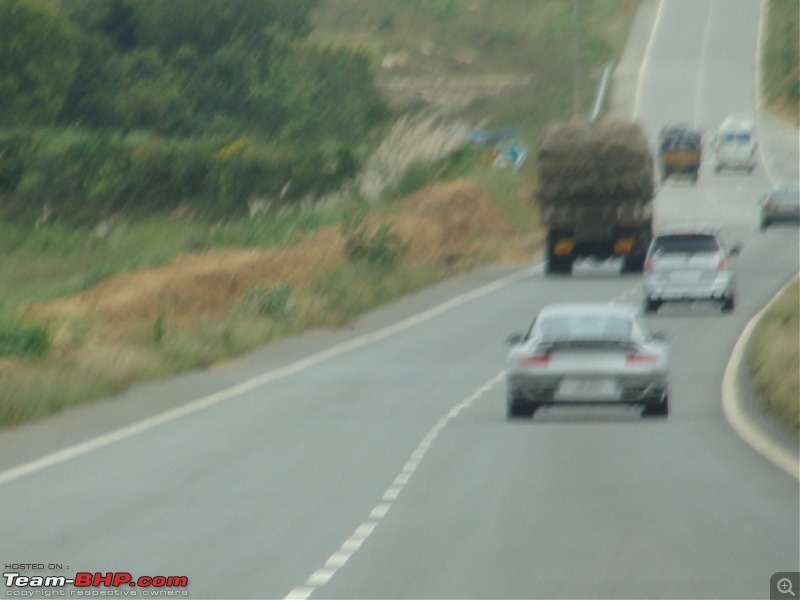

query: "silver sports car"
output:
505 303 670 419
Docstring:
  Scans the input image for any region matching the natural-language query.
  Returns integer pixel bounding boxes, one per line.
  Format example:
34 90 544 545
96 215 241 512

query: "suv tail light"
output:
717 254 728 271
644 257 653 273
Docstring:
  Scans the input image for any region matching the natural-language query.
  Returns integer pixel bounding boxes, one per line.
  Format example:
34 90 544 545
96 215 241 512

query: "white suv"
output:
642 226 740 313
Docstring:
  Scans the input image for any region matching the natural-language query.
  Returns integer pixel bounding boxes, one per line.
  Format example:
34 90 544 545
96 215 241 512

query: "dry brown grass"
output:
27 229 347 339
27 180 520 340
0 178 537 427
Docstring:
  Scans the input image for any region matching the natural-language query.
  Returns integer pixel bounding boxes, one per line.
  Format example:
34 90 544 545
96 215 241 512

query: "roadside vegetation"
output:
762 0 799 127
751 0 800 429
27 0 800 432
0 0 794 431
749 278 800 429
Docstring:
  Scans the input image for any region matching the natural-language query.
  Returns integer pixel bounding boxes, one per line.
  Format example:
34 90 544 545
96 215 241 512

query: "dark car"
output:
760 185 800 231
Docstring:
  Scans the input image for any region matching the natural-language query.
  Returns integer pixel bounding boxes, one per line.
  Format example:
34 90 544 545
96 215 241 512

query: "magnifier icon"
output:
778 578 796 597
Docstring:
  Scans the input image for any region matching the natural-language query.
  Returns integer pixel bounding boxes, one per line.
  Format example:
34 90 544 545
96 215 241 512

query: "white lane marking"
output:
283 586 314 600
0 265 542 487
325 552 350 569
284 370 506 600
369 504 391 519
306 569 336 587
694 0 714 126
354 522 377 537
340 537 365 552
382 487 401 501
632 0 665 120
722 275 800 480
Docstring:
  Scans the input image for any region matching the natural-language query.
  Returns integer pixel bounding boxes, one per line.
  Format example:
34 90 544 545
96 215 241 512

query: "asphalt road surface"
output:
1 1 798 599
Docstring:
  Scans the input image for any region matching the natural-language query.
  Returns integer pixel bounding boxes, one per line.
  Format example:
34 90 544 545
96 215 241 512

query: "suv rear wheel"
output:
721 294 735 312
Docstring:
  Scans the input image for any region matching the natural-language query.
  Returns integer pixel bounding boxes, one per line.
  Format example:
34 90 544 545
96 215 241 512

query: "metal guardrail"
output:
589 62 613 121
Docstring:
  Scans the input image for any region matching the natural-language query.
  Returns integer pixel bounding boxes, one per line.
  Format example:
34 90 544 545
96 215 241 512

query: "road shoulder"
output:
722 274 800 479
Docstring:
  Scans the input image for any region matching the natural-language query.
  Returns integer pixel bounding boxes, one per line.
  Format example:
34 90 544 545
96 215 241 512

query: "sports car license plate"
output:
557 378 618 400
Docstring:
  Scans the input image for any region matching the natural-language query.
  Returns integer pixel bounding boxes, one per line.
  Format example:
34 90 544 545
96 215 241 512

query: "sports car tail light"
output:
518 354 550 368
626 353 659 365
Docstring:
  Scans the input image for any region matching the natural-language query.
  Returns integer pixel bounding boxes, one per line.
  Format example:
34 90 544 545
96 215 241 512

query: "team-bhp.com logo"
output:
4 571 189 597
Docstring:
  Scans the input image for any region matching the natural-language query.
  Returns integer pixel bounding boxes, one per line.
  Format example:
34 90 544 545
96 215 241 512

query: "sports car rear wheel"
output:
507 397 536 419
641 394 669 418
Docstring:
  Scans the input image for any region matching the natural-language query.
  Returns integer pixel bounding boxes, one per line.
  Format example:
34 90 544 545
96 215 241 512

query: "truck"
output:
536 119 656 275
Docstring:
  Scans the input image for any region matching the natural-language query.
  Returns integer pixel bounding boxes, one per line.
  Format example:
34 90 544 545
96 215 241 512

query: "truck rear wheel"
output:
545 256 573 275
545 232 574 275
621 254 645 273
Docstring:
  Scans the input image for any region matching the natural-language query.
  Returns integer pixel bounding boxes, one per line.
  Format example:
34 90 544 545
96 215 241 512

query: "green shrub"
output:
1 127 364 224
345 222 407 268
0 129 37 192
0 317 50 358
152 309 167 345
243 282 294 319
341 209 407 268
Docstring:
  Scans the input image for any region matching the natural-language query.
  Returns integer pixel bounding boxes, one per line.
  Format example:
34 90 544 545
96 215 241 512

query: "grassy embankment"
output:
0 1 638 427
748 0 800 429
749 279 800 429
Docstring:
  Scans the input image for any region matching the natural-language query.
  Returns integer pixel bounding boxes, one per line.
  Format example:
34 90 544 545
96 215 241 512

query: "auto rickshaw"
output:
658 124 703 183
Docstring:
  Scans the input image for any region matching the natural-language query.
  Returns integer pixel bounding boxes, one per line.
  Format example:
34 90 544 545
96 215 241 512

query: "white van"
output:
712 114 757 173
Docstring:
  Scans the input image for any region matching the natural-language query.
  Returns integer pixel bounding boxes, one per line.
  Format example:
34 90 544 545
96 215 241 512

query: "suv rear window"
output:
650 234 720 255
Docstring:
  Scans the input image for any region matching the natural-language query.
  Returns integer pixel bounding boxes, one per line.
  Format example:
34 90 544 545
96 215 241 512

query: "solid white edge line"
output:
632 0 665 120
719 0 797 479
721 274 800 480
0 264 541 487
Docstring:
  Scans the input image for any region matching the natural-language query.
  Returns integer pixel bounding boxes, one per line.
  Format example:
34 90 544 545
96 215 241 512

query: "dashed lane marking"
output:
283 370 506 599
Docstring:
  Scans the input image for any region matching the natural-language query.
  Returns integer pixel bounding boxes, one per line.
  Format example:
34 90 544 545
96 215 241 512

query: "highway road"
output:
1 1 798 599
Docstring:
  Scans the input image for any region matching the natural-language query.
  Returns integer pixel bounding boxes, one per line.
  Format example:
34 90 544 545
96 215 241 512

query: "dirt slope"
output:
29 180 532 344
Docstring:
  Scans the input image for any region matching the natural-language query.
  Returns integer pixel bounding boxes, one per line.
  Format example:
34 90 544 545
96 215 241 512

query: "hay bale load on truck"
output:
537 119 656 275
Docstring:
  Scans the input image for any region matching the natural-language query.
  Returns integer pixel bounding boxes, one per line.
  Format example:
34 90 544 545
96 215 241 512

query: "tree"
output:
0 0 80 126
